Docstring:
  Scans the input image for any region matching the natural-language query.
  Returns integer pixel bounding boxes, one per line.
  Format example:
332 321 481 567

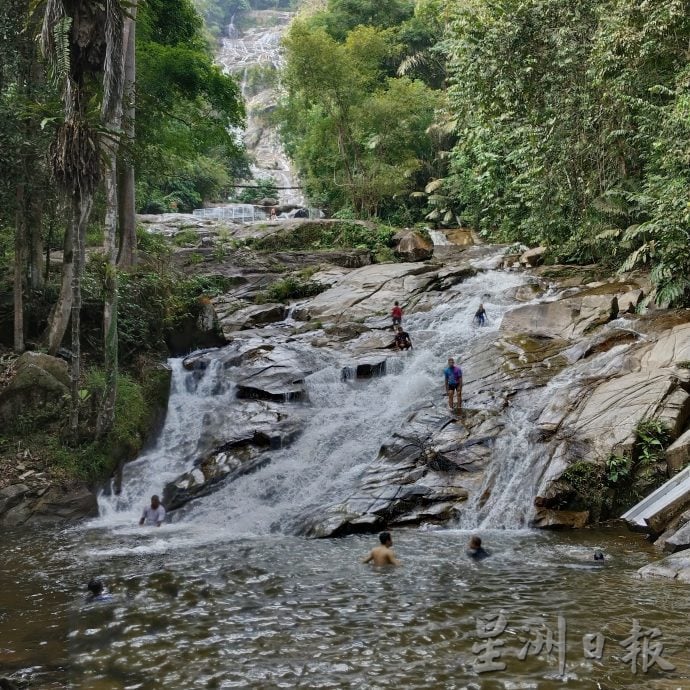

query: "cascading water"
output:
459 329 641 529
217 11 303 206
97 358 234 527
97 261 539 540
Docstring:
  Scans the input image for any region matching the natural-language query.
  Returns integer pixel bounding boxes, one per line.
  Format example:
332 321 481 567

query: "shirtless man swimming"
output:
362 531 401 566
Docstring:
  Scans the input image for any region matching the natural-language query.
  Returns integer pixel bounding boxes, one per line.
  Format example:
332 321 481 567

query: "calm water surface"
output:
1 526 688 689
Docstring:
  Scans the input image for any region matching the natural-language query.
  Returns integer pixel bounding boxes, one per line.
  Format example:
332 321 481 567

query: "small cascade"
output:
97 357 233 527
460 340 638 529
226 14 238 39
428 229 451 246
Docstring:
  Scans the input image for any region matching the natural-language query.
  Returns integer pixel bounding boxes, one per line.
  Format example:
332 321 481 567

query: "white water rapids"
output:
95 259 559 546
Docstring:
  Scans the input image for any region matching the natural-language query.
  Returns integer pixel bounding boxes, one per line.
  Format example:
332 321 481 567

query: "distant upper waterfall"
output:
217 10 304 206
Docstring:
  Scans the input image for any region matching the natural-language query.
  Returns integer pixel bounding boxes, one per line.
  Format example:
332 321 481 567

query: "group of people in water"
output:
362 532 489 566
361 531 606 568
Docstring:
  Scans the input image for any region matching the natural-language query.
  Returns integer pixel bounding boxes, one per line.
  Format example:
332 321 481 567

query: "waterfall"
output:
428 229 451 246
96 265 539 539
98 358 234 527
459 338 638 529
217 11 304 207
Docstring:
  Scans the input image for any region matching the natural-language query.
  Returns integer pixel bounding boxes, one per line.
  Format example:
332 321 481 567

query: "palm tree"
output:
41 0 125 437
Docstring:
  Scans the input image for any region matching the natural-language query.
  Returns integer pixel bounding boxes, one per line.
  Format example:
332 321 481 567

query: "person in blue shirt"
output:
474 303 486 326
444 357 463 411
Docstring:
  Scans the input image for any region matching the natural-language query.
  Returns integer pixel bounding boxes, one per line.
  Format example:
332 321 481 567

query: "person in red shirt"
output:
391 301 403 327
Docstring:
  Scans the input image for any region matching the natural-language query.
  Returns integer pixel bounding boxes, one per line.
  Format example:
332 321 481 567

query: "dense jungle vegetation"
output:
279 0 690 305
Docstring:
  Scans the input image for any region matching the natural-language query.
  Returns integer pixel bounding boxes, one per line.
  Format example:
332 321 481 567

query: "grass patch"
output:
172 229 201 247
256 275 327 303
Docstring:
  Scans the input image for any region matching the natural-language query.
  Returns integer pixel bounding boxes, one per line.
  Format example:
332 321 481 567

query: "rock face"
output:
520 246 546 267
666 428 690 474
0 352 69 425
212 302 286 337
61 210 690 546
0 482 97 526
297 406 499 538
163 405 303 511
393 230 433 262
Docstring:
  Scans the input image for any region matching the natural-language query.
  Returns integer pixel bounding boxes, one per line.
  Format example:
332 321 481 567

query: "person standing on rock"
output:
139 494 166 527
444 357 463 412
362 531 401 566
391 301 403 328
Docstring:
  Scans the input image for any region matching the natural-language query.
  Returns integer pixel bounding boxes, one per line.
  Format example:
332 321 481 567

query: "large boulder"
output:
637 552 690 581
0 483 97 526
641 322 690 369
520 246 547 267
0 352 69 425
531 508 589 529
393 230 433 262
0 484 29 516
27 485 98 524
666 428 690 475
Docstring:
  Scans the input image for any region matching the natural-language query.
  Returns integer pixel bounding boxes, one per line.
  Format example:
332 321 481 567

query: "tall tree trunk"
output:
96 144 120 438
14 183 26 353
69 190 93 440
117 1 138 267
28 195 44 290
96 0 132 436
44 215 74 355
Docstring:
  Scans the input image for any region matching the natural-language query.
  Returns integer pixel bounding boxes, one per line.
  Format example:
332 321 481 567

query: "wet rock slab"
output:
297 405 499 537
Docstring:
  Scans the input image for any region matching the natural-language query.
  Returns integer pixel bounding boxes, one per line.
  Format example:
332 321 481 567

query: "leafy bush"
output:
260 276 326 303
172 229 201 247
249 220 396 257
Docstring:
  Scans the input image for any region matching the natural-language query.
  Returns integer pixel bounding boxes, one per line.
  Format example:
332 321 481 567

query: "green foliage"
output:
559 461 608 521
633 418 672 495
442 0 690 304
1 366 169 483
81 254 231 359
605 454 630 484
172 229 201 247
249 221 396 255
279 11 443 220
241 64 279 98
560 418 674 522
136 0 248 213
235 177 279 203
258 276 327 303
